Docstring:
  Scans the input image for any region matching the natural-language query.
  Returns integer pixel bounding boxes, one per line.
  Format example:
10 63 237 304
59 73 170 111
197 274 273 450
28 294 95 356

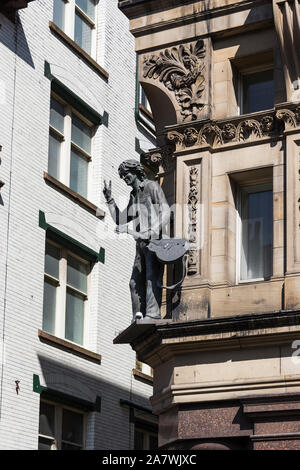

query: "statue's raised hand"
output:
103 180 112 202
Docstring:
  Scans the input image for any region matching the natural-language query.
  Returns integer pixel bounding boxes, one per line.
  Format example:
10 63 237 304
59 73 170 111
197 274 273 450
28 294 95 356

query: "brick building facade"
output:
0 0 156 450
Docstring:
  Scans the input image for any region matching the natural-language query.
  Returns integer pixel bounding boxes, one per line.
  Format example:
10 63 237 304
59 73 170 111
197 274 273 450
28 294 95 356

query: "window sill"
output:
49 21 109 81
38 329 102 363
133 369 153 385
44 172 105 218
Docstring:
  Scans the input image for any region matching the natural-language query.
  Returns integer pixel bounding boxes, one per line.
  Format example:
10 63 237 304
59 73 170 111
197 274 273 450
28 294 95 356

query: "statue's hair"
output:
118 159 147 181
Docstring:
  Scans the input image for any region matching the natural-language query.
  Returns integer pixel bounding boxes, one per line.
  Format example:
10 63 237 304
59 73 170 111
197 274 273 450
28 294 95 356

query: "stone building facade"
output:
116 0 300 450
0 0 157 450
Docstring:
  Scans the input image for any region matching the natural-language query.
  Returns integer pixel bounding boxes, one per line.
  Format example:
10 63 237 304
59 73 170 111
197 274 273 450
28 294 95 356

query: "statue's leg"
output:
144 248 164 319
129 243 146 320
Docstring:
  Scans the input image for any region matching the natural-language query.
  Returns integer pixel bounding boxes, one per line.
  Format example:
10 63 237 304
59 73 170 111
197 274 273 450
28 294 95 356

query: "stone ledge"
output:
38 329 102 363
114 310 300 367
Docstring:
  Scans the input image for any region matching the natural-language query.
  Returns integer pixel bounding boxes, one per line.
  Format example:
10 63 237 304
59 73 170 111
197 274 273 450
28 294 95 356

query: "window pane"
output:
45 243 60 279
149 434 158 450
67 255 88 293
243 70 274 114
50 98 65 133
39 402 55 437
65 290 85 344
62 409 83 445
48 134 61 180
43 280 57 335
134 430 144 450
76 0 95 20
240 189 273 280
53 0 65 30
74 11 93 55
71 114 91 154
70 148 88 198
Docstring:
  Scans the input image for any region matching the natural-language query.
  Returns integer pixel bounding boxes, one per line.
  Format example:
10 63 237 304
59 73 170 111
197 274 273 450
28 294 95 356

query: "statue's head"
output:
118 160 147 184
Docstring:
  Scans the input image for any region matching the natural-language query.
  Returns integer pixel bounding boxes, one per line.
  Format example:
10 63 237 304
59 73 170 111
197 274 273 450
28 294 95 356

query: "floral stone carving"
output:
167 105 300 150
143 40 206 123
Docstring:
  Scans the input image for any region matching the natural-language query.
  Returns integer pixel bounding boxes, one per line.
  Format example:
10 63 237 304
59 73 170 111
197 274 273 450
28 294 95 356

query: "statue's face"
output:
121 171 137 186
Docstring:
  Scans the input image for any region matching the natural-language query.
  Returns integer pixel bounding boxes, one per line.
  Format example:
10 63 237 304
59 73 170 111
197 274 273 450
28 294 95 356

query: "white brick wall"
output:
0 0 155 450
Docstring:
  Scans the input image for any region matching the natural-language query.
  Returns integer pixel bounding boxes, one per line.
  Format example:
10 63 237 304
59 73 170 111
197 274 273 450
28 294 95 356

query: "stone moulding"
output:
143 39 206 123
187 166 200 275
166 104 300 151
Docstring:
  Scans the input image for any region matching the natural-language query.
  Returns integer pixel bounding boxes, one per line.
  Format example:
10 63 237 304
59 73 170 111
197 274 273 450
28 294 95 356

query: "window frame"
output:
49 91 94 200
134 426 158 450
43 238 91 348
53 0 97 59
237 64 274 116
236 181 273 284
39 399 86 451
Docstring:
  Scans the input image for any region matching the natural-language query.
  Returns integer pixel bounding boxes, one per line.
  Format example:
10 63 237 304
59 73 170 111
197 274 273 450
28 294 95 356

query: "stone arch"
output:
140 81 178 141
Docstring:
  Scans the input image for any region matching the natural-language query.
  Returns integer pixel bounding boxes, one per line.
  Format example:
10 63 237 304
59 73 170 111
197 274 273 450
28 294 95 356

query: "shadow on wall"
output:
0 12 35 68
37 355 154 450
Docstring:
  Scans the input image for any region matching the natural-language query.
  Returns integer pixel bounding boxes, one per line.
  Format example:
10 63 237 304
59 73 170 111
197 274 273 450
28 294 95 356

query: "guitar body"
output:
148 238 189 264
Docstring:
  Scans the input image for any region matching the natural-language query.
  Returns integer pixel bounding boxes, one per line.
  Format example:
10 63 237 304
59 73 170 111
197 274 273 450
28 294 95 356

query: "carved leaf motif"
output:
237 119 262 141
143 40 206 122
276 109 297 128
199 123 223 146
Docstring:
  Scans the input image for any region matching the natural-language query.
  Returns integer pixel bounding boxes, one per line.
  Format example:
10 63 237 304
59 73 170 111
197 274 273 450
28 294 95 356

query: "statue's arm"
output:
106 197 135 225
103 179 135 225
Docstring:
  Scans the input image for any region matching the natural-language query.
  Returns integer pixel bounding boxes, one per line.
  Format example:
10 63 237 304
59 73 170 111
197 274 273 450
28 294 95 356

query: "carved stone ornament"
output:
141 145 175 175
187 166 200 275
167 104 300 150
143 40 206 122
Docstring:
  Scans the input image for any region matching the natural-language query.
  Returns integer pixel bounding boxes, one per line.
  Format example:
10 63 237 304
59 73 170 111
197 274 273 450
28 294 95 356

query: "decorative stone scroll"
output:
187 166 200 275
141 145 175 175
143 40 206 123
167 105 300 150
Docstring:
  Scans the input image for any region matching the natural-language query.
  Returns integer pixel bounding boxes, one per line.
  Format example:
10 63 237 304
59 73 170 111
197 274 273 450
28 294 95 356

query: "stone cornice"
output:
119 0 267 21
166 102 300 153
114 309 300 367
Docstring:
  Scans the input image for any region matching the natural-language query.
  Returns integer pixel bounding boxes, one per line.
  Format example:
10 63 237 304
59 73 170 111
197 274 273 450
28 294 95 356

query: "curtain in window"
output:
273 0 300 101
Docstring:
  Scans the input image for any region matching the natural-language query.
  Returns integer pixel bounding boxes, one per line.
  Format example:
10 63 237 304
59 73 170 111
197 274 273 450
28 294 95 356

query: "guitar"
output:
115 225 189 290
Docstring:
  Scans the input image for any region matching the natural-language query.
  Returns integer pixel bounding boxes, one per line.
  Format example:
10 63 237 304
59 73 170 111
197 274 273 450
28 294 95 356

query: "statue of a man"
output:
103 159 170 322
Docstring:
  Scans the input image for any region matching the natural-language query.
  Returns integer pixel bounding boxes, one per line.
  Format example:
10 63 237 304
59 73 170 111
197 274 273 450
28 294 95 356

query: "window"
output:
48 94 93 199
238 183 273 282
140 87 152 115
134 427 158 450
241 69 274 114
39 401 85 450
43 239 90 346
53 0 97 56
136 81 156 139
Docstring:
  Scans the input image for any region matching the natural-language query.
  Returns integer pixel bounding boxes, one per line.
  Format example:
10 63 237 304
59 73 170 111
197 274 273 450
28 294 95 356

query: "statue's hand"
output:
103 179 112 202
